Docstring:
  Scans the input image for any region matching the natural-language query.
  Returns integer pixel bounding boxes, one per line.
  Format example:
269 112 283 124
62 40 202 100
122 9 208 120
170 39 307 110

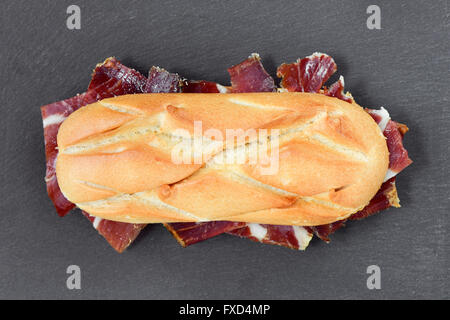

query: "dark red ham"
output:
324 76 354 103
183 80 228 93
41 53 412 252
367 108 412 180
41 94 86 216
228 224 312 250
144 66 182 93
88 57 147 93
228 53 276 93
82 212 146 253
384 120 413 175
349 177 399 220
165 222 245 247
277 53 337 93
304 220 346 243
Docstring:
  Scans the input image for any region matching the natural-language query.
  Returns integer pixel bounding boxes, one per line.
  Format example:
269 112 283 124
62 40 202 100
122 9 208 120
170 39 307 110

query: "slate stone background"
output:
0 0 448 299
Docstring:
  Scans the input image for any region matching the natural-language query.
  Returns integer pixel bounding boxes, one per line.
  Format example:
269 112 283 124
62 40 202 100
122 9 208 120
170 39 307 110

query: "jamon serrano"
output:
165 222 245 247
145 67 182 93
88 57 147 93
42 53 411 252
228 53 276 93
375 118 412 180
349 177 399 221
228 224 313 251
367 108 412 181
183 80 229 93
277 52 337 93
304 221 346 243
324 76 354 103
42 94 87 217
82 211 146 253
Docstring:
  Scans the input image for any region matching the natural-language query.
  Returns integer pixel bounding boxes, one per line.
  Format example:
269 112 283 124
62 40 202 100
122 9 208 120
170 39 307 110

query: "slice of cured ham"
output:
304 220 346 243
228 224 313 251
88 57 147 93
382 121 413 180
42 94 86 217
182 80 229 93
228 53 276 93
144 66 182 93
324 76 354 103
165 222 245 247
82 211 146 253
349 177 399 221
42 53 411 252
277 52 337 93
367 108 412 181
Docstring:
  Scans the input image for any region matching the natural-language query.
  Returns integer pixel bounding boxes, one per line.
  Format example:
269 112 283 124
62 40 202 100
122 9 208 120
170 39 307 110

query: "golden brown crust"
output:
56 93 389 226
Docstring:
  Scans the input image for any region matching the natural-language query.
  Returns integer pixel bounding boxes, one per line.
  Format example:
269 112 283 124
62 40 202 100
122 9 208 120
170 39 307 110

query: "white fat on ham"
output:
369 107 391 132
384 169 397 182
216 84 229 93
93 216 103 230
84 211 103 230
369 107 397 182
293 226 313 250
247 223 268 240
246 224 313 250
42 114 67 128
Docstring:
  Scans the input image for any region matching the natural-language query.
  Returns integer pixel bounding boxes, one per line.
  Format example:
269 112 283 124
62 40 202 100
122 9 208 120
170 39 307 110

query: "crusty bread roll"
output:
56 93 389 226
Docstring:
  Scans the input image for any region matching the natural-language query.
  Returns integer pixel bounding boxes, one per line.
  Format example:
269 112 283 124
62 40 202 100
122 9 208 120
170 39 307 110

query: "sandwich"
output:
41 53 412 252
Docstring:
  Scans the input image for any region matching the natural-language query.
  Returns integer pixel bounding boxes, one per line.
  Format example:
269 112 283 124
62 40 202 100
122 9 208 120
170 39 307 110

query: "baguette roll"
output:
56 93 389 226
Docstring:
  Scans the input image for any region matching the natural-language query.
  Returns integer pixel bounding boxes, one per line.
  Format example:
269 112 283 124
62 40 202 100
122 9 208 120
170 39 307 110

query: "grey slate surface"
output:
0 0 448 299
